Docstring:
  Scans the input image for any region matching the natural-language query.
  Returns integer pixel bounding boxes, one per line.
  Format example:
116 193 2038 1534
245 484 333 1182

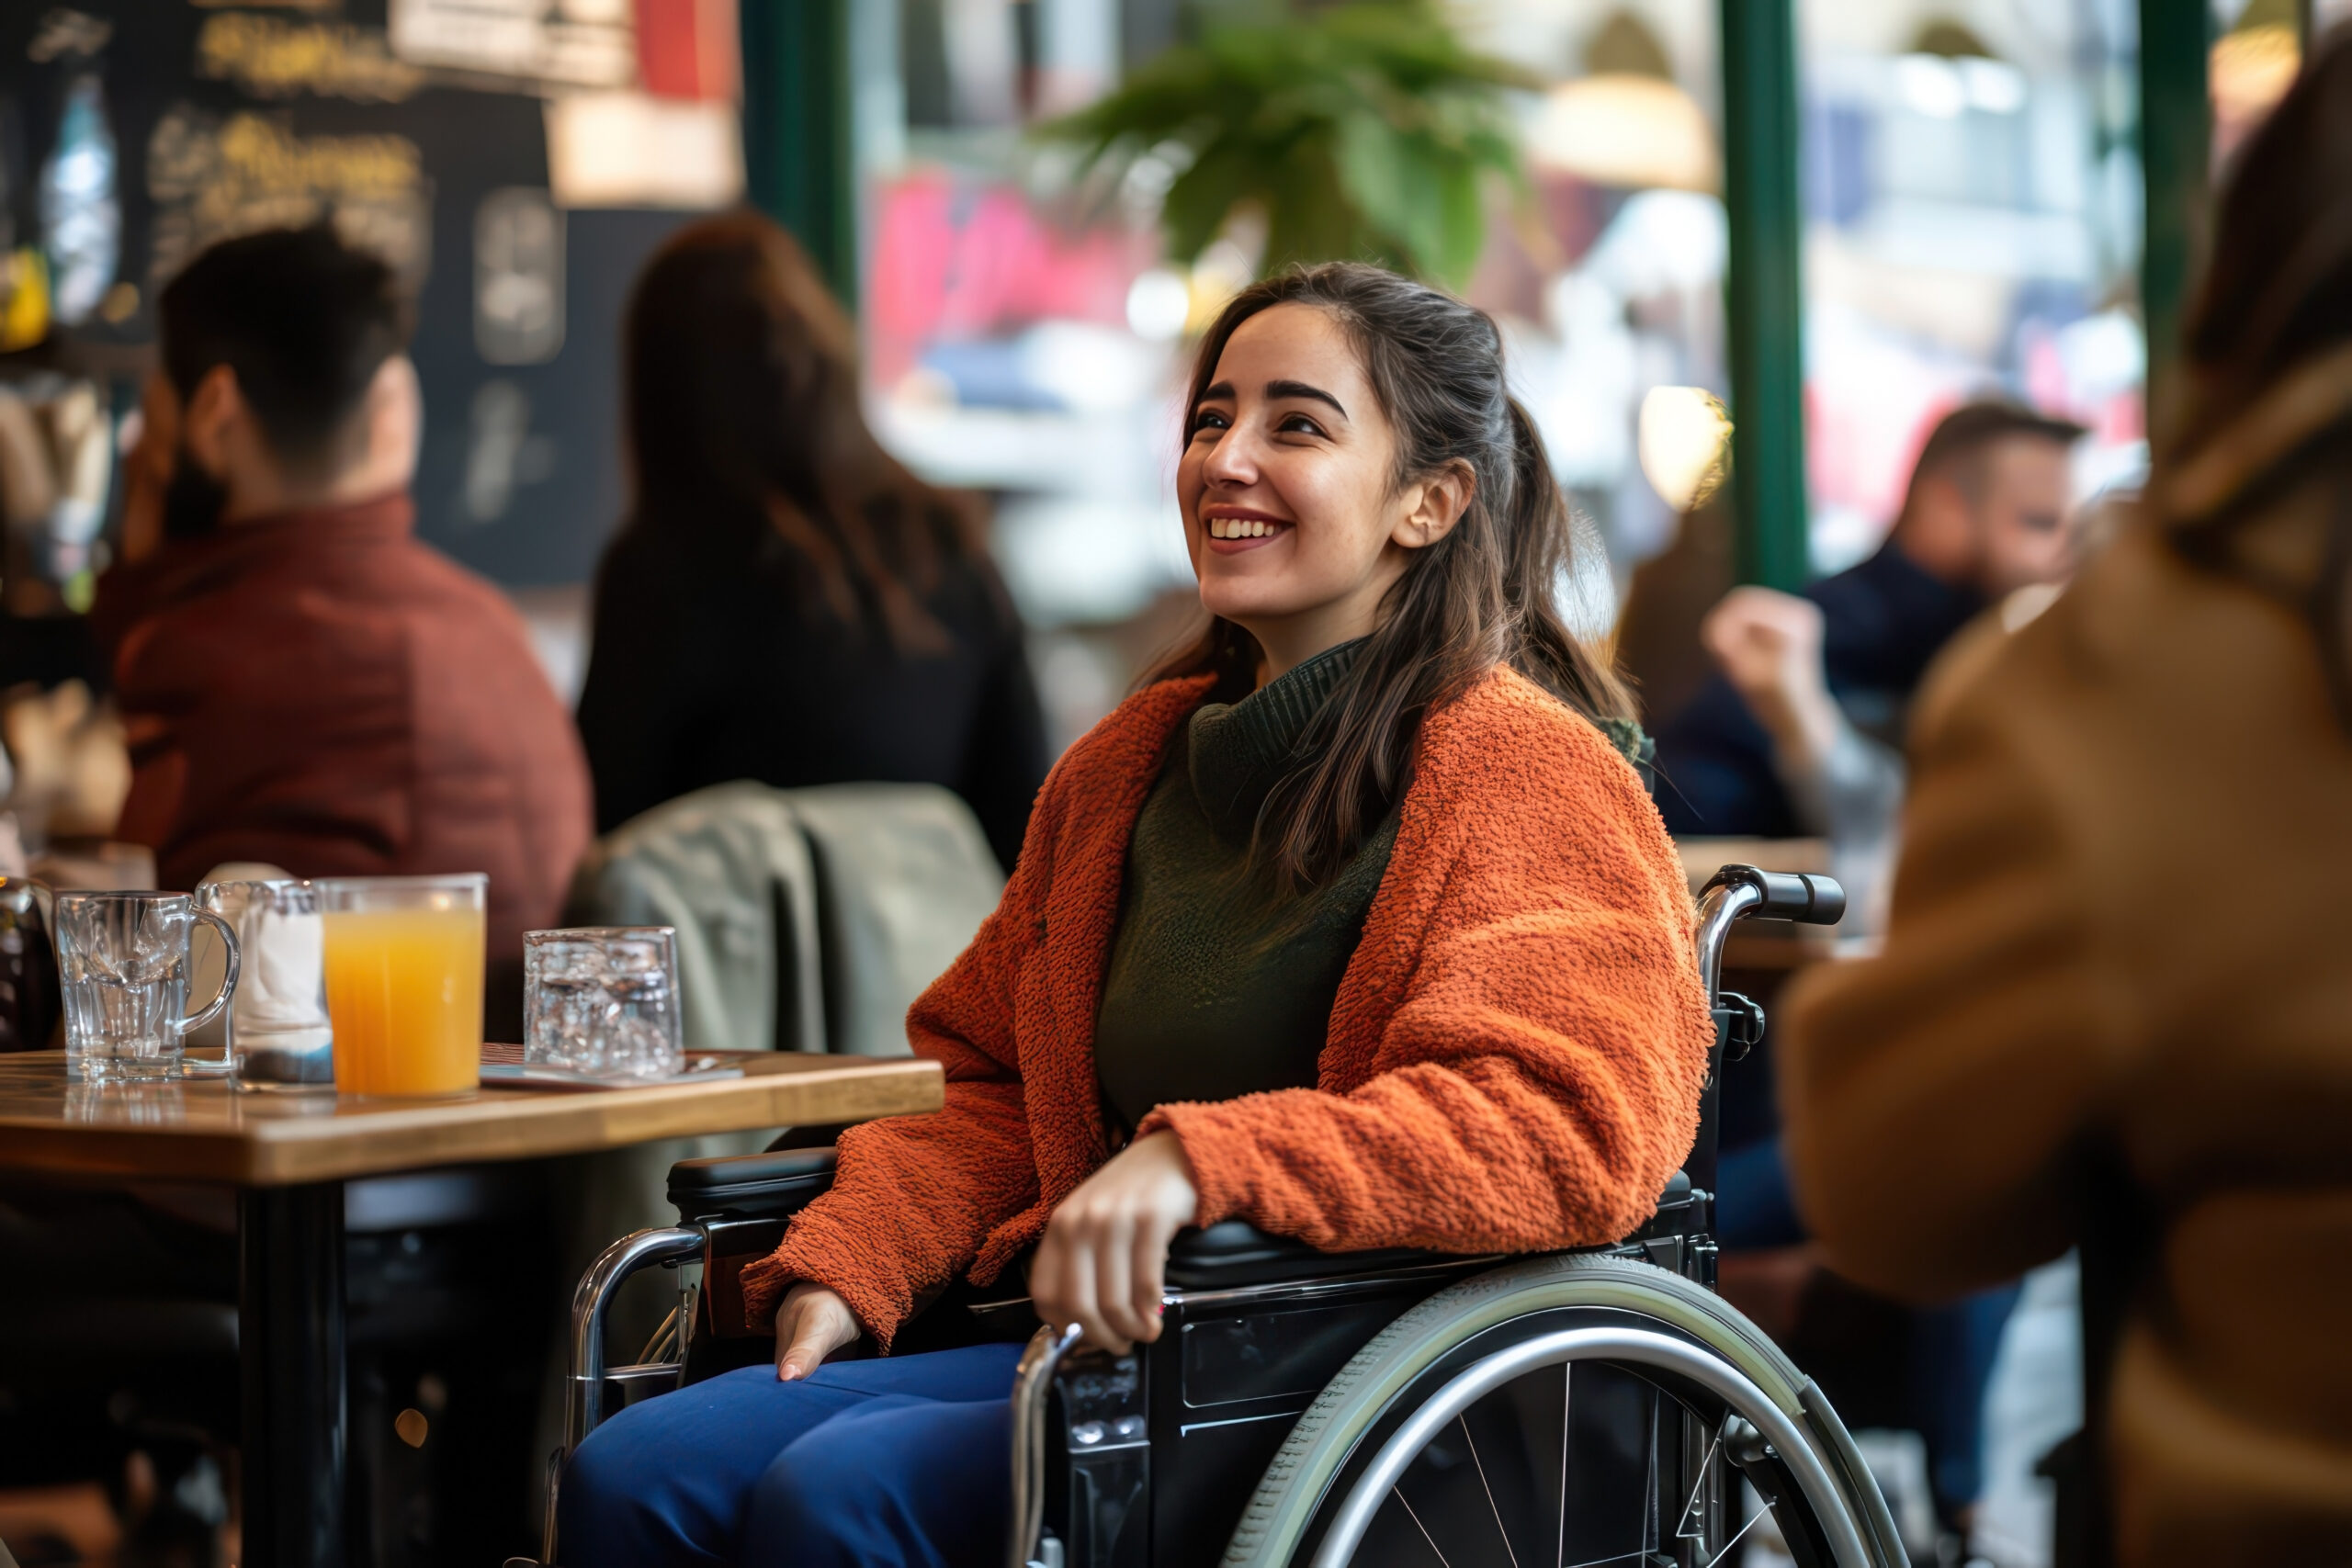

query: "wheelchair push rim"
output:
1216 1253 1905 1568
1307 1325 1868 1568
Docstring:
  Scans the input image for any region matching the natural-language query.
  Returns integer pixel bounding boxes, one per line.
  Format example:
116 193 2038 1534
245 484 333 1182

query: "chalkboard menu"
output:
0 0 707 586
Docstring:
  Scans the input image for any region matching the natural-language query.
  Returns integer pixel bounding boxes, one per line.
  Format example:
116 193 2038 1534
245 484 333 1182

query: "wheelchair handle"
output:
1009 1323 1084 1568
1694 864 1845 1001
1701 863 1846 926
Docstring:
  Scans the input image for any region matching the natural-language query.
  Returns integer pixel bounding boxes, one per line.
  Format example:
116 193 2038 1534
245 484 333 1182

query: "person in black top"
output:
575 214 1047 871
1653 400 2082 1533
1651 400 2083 840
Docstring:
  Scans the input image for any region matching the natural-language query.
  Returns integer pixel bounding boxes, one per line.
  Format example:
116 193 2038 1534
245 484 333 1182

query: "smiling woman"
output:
1152 265 1639 889
1183 320 1451 667
557 264 1707 1568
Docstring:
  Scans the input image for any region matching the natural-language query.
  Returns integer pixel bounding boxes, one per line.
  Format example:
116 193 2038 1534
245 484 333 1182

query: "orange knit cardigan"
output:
741 665 1713 1347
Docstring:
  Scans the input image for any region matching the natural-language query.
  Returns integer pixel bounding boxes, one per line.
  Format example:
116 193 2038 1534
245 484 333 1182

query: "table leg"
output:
239 1181 348 1568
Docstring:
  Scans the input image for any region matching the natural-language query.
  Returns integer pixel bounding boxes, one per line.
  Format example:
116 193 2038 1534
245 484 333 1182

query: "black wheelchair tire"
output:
1216 1251 1908 1568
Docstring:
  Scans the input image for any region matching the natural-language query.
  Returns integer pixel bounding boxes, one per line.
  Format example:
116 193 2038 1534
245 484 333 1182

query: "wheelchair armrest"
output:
1163 1222 1461 1292
667 1147 838 1222
1166 1170 1702 1293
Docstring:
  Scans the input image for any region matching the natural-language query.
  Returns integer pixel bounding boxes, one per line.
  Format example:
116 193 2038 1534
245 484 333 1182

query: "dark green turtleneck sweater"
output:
1094 640 1398 1135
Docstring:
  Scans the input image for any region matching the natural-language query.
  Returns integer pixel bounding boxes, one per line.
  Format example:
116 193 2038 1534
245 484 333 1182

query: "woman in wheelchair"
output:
560 263 1714 1566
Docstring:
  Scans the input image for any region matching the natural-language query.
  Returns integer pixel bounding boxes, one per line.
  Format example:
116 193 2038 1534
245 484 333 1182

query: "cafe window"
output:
1797 0 2147 571
854 0 1734 742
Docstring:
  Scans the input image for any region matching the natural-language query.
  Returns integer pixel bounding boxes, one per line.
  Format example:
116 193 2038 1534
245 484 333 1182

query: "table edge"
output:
0 1056 944 1187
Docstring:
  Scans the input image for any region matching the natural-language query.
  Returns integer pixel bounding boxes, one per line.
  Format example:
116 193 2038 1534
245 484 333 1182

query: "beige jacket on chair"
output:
565 779 1004 1057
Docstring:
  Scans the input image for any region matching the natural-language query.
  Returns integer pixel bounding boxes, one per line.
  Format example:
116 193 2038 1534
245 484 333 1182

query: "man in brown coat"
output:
96 225 591 996
1779 47 2352 1568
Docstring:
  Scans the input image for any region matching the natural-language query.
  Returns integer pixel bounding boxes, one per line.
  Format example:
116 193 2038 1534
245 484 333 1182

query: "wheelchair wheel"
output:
1219 1253 1906 1568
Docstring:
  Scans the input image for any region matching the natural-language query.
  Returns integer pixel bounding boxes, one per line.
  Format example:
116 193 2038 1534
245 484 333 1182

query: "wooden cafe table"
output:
0 1049 944 1568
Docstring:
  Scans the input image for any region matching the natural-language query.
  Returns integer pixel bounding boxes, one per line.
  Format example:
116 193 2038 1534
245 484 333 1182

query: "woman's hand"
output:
1030 1130 1200 1353
773 1282 862 1381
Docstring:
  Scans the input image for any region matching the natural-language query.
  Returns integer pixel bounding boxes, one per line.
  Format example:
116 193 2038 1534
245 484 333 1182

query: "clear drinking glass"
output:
196 879 334 1091
524 927 684 1080
315 874 486 1097
56 891 241 1082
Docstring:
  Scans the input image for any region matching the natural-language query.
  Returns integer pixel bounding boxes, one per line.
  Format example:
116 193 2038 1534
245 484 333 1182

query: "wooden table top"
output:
0 1051 944 1188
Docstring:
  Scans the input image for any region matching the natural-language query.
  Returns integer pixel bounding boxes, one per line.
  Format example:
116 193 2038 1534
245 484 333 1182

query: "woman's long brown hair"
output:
1147 263 1636 890
622 211 984 651
2165 29 2352 725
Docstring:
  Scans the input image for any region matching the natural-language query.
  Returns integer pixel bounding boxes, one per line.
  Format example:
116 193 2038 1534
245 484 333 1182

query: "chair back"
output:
567 780 1001 1056
568 782 822 1054
782 783 1002 1057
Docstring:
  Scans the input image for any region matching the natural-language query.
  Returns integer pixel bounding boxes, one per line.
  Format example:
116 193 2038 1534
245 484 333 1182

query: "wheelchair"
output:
523 864 1905 1568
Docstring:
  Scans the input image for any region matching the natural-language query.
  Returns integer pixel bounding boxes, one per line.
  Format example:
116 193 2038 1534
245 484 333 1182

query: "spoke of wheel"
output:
1675 1432 1724 1542
1457 1413 1522 1568
1555 1361 1571 1568
1702 1496 1768 1568
1395 1485 1453 1568
1640 1395 1658 1552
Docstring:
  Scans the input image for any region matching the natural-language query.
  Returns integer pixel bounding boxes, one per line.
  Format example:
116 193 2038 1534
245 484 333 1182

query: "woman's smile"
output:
1204 507 1293 550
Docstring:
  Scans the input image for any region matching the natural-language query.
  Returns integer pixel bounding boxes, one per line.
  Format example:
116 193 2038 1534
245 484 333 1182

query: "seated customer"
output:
574 214 1046 871
1653 405 2079 1537
96 225 591 967
1652 400 2083 840
560 265 1714 1566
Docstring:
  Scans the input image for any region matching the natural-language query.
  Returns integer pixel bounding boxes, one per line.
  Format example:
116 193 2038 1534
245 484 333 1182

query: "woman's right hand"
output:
773 1282 862 1381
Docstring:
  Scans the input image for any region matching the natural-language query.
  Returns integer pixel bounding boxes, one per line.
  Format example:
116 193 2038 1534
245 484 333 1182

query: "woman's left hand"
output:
1030 1130 1200 1353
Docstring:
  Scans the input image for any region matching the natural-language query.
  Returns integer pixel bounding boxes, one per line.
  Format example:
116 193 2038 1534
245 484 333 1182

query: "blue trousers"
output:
559 1341 1024 1567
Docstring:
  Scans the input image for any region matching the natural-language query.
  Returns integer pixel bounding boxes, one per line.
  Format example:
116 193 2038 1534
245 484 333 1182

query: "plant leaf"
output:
1033 0 1526 285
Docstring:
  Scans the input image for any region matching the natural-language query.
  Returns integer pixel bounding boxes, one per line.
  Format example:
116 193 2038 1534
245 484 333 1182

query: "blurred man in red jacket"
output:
96 224 591 1021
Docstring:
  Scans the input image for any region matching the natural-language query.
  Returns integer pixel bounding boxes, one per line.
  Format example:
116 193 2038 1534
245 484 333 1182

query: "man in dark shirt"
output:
1657 400 2084 1533
1653 401 2085 839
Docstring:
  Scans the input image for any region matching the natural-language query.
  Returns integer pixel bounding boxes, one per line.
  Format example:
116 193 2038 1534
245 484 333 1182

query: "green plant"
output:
1042 0 1532 289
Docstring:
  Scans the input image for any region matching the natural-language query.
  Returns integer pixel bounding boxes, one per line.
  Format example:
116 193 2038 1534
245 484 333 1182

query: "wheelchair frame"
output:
524 864 1902 1568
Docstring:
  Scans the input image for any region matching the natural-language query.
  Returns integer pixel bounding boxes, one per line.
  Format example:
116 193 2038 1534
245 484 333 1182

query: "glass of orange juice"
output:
315 874 486 1096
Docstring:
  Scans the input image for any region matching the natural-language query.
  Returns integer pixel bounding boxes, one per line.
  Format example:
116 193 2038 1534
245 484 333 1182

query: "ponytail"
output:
1146 263 1634 891
1498 396 1637 721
